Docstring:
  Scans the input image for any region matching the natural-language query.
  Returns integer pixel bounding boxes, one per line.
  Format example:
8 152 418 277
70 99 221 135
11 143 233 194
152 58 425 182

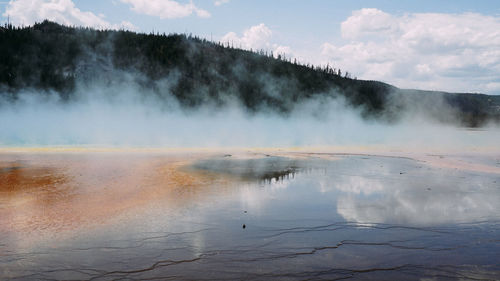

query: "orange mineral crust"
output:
0 152 234 242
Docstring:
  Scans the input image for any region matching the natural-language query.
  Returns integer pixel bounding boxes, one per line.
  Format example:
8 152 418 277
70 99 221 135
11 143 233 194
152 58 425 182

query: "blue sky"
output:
2 0 500 94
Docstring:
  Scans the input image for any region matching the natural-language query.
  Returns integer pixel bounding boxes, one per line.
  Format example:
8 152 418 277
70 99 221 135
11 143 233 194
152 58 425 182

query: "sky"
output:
1 0 500 95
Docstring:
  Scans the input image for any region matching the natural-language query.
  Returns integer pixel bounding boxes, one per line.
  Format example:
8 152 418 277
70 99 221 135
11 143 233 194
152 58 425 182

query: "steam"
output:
1 75 498 149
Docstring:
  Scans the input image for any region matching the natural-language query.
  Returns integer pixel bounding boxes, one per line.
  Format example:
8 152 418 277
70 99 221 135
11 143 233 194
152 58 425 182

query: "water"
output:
0 152 499 280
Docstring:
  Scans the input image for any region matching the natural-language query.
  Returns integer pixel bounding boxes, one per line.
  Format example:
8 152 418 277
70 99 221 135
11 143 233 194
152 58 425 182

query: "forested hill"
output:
1 20 499 126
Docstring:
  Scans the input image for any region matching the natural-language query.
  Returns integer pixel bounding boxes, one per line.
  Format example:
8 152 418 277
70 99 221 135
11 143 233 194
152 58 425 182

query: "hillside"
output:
1 20 499 126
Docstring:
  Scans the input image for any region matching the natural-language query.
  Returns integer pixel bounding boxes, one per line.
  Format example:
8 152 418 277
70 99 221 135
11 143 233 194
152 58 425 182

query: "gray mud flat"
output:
1 153 499 280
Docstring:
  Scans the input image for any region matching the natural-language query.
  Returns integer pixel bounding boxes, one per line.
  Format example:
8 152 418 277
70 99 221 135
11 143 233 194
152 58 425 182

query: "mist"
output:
1 73 499 149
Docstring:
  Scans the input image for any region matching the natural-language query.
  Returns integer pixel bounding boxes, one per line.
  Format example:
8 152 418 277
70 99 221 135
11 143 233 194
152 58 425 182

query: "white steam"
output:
0 72 499 148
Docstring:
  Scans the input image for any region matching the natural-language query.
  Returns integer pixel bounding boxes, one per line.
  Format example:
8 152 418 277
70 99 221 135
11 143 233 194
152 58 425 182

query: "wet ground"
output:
0 150 499 280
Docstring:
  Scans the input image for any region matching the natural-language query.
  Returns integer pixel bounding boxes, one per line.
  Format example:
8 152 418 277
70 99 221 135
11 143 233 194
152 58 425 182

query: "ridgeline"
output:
1 20 499 126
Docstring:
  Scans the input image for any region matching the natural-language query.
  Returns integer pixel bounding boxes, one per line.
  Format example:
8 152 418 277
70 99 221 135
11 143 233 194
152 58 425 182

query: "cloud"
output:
335 170 500 226
214 0 229 6
2 0 137 30
321 8 500 94
221 23 292 58
341 8 397 40
222 23 271 50
274 45 292 57
120 0 210 19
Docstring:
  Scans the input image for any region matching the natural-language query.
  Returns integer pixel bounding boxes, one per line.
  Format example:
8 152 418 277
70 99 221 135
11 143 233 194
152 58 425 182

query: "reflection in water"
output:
191 156 302 182
321 157 499 225
0 152 499 280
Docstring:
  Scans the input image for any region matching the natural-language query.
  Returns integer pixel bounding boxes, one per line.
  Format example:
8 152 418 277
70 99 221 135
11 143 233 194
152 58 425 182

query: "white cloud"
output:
214 0 229 6
220 23 292 58
321 8 500 94
341 8 397 40
273 45 292 57
3 0 137 30
120 0 210 19
118 20 137 31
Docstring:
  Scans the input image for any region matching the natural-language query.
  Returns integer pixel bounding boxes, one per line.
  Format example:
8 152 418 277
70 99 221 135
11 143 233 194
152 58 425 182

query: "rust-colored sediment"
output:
0 152 234 242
